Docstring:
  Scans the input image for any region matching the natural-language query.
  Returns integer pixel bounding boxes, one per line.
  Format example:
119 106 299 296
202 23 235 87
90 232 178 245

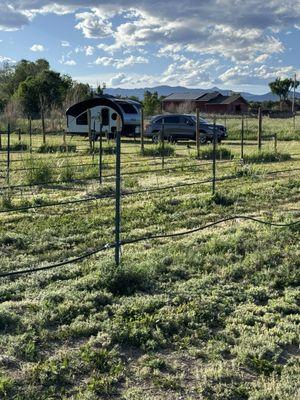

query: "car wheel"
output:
152 135 159 144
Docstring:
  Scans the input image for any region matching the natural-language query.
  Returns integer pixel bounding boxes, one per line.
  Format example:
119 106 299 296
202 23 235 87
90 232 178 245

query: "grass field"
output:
0 132 299 399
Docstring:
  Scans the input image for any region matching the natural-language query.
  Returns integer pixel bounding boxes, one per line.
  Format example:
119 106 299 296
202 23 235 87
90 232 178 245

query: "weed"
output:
200 147 233 160
244 151 291 163
25 158 54 184
141 143 175 157
37 143 76 153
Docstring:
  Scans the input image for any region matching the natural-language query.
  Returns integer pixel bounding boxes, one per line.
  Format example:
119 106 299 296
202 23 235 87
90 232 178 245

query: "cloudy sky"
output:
0 1 300 93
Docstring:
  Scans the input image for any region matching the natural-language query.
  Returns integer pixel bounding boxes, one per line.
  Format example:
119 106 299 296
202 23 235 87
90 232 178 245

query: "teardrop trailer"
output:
66 95 142 139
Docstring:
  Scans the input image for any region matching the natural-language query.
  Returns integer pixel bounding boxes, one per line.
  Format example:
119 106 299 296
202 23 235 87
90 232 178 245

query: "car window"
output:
182 117 193 124
154 118 163 124
163 116 180 124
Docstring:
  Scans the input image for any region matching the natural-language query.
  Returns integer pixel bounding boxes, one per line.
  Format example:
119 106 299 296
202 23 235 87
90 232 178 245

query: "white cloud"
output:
93 55 148 69
0 56 15 63
218 65 299 85
61 40 70 47
63 60 77 66
75 10 113 39
30 44 45 52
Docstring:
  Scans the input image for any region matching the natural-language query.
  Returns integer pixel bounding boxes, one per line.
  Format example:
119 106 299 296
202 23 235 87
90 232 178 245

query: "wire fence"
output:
0 118 299 278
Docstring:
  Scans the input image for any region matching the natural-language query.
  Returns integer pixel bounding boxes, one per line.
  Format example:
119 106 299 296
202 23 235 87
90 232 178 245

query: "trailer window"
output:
101 108 109 126
76 112 88 125
118 103 138 114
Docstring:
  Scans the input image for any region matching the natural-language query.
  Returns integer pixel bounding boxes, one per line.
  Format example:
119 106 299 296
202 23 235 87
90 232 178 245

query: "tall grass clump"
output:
200 147 233 160
244 151 291 164
37 143 76 153
141 143 175 157
58 160 76 182
2 142 28 151
25 158 54 185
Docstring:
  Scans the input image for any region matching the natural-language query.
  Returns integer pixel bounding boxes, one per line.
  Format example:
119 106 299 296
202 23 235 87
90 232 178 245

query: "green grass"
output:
36 143 77 153
243 151 291 164
0 135 299 399
141 143 175 157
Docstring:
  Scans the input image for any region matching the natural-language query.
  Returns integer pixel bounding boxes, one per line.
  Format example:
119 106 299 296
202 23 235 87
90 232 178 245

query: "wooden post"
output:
115 115 122 267
140 107 145 154
18 128 21 142
241 115 244 160
258 107 262 151
6 123 10 185
87 109 92 151
196 108 200 158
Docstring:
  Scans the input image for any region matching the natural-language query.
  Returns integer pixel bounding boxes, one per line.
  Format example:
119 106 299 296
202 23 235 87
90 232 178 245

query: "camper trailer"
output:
66 95 141 138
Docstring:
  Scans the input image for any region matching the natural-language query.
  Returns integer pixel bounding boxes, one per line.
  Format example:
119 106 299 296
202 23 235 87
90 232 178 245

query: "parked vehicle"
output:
145 114 227 143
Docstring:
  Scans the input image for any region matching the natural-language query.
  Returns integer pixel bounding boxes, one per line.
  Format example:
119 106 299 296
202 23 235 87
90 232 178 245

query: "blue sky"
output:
1 1 300 94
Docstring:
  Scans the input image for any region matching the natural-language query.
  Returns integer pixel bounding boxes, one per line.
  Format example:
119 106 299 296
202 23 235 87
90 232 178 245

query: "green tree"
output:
143 91 162 116
269 77 299 102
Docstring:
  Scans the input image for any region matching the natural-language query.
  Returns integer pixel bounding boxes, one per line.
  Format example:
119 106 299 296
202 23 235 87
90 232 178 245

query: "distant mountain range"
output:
105 85 300 102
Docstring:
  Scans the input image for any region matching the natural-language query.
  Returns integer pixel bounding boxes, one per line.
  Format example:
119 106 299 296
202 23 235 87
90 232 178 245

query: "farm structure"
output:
162 91 249 114
66 95 142 136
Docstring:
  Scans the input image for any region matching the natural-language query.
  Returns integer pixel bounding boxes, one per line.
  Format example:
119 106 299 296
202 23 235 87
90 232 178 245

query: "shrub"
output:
0 190 13 209
59 161 76 182
100 264 153 296
200 147 233 160
37 144 76 153
2 142 28 151
243 151 291 164
141 143 175 157
25 158 54 185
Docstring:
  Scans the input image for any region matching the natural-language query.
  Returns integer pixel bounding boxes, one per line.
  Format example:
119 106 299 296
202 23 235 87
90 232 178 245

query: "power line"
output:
0 215 298 278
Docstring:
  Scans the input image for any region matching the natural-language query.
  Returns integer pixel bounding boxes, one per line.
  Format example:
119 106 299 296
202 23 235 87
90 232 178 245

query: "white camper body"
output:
66 96 141 137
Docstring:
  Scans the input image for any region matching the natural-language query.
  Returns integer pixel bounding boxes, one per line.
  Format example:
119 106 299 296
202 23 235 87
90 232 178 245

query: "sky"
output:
0 1 300 94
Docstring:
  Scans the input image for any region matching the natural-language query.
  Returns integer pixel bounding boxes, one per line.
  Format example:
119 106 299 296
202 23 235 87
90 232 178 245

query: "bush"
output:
100 264 153 296
2 142 28 151
25 158 54 185
37 144 76 153
58 161 76 182
244 151 291 164
141 143 175 157
200 147 233 160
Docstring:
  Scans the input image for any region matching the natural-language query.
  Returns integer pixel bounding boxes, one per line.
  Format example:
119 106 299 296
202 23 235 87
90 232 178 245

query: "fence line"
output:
0 215 298 278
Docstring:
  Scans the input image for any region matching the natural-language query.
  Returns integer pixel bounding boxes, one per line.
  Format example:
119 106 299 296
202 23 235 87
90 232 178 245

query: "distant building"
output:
162 91 249 114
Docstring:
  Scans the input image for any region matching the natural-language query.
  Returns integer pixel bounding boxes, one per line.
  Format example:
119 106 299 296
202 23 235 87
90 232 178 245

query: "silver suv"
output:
145 114 227 143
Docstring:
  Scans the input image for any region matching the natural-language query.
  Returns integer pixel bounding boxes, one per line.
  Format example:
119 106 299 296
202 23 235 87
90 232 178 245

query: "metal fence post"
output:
140 107 144 154
29 116 32 153
196 108 200 158
115 115 122 267
99 121 103 185
241 114 244 160
92 120 96 162
161 118 165 169
0 129 2 150
6 123 10 185
258 107 262 151
212 118 217 195
87 109 92 151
